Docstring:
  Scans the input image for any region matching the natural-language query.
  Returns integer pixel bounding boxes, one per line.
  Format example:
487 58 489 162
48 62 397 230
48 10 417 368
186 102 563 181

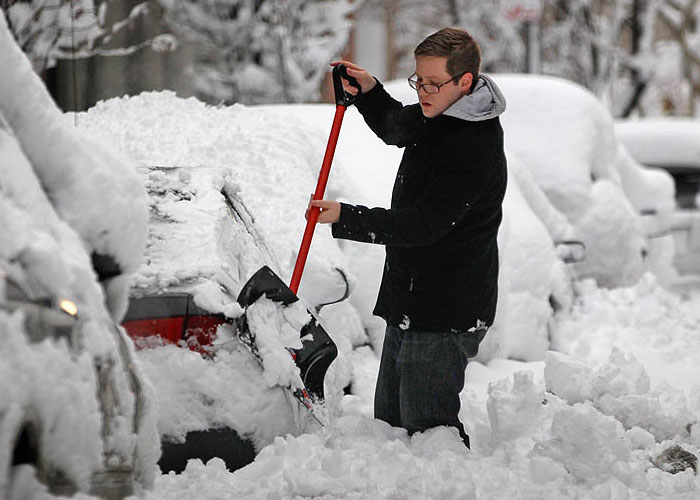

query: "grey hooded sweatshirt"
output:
332 76 508 334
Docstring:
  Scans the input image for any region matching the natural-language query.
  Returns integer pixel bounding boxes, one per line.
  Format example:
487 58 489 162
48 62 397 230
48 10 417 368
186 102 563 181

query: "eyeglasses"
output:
407 71 468 94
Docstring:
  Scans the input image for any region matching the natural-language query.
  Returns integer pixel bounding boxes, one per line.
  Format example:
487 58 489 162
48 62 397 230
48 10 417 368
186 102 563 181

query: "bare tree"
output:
375 0 523 81
656 0 700 114
447 0 525 74
158 0 357 104
539 0 659 117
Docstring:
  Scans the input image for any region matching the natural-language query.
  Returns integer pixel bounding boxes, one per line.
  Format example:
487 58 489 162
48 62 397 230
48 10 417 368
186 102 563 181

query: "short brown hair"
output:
414 28 481 84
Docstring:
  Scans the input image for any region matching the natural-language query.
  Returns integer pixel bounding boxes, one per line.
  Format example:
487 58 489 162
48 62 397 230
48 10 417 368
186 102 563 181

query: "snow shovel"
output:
235 65 361 413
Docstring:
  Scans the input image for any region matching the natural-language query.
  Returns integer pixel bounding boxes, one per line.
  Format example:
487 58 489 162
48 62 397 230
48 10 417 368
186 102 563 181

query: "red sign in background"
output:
502 0 543 22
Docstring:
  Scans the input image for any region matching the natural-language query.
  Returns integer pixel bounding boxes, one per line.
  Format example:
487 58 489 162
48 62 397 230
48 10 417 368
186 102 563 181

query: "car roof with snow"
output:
615 118 700 170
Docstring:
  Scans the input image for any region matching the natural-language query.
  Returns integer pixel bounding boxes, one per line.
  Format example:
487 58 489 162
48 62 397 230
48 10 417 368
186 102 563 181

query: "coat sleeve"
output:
332 142 497 247
354 80 423 148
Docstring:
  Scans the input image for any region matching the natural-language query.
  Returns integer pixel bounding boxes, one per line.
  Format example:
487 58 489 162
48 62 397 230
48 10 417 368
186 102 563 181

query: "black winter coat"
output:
331 77 508 333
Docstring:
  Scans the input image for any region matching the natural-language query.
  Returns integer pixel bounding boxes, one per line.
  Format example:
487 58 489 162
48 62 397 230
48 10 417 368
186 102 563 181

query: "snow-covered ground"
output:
3 20 700 496
69 85 700 499
130 279 700 500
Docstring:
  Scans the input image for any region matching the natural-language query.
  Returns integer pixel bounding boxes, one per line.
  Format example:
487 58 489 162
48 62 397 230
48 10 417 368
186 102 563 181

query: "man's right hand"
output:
330 60 376 95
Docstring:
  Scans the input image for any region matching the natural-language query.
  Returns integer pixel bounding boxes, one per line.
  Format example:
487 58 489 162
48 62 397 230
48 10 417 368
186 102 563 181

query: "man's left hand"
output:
307 199 340 224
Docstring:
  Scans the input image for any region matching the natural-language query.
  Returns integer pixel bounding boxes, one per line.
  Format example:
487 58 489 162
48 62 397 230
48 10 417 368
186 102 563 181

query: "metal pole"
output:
525 20 540 73
290 104 346 294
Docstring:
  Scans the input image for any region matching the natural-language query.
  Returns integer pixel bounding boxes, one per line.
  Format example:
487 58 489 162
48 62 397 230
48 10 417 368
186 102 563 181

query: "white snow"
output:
0 14 159 496
75 89 700 500
3 49 700 498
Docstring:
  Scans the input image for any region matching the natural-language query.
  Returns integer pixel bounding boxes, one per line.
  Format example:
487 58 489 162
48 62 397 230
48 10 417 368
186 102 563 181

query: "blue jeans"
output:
374 325 481 449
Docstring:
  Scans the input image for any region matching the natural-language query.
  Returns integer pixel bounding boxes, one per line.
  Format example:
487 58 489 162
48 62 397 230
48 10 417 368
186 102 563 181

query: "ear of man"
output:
458 72 474 95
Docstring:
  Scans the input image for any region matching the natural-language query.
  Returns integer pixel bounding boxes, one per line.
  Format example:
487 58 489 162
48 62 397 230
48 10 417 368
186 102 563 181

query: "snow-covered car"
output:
0 269 155 500
77 93 369 473
615 118 700 275
1 15 158 498
119 166 349 473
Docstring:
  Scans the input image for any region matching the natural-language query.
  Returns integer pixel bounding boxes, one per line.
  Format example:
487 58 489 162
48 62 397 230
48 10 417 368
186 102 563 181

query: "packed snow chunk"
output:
136 342 298 451
544 351 595 404
549 347 698 441
597 384 696 442
244 297 307 390
550 274 700 393
527 455 571 485
626 426 656 450
534 403 631 483
487 371 546 441
593 347 651 399
409 426 471 459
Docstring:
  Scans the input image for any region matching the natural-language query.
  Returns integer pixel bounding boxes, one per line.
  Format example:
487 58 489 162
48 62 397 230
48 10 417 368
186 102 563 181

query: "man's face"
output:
413 56 471 118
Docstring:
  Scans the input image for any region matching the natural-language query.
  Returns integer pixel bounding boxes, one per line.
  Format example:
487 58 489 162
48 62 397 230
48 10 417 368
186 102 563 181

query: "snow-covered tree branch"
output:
656 0 700 113
157 0 357 104
374 0 523 80
2 0 176 74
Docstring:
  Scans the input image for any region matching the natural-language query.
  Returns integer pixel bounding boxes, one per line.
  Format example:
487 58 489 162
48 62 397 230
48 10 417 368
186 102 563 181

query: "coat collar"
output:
442 74 506 122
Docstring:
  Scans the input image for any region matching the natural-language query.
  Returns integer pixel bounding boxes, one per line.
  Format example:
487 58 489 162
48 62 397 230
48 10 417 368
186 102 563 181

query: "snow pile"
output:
552 274 700 390
545 349 696 443
141 347 699 500
487 371 545 441
129 273 700 500
135 339 300 451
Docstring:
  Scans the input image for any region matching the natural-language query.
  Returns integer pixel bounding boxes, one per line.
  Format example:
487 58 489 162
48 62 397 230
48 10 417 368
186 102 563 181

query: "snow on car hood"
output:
79 93 350 311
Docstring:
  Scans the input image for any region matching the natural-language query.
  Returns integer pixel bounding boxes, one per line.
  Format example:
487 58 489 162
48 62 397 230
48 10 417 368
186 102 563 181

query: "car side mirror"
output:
555 240 586 264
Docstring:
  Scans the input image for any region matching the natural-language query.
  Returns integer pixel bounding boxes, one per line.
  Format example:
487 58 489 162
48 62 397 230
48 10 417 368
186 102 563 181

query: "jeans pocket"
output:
451 327 488 358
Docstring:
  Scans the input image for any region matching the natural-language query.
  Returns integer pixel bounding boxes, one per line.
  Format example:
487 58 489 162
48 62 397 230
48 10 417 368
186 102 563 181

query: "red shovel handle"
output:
289 104 347 294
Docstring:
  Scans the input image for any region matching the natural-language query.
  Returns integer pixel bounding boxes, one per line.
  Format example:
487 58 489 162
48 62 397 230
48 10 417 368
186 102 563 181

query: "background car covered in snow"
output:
381 74 678 360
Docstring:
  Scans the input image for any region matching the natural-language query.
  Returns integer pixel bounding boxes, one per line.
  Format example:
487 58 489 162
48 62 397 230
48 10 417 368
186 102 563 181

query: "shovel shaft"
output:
290 104 347 294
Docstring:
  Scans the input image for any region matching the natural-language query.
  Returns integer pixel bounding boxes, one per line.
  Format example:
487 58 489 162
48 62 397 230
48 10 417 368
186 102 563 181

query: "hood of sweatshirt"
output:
443 74 506 122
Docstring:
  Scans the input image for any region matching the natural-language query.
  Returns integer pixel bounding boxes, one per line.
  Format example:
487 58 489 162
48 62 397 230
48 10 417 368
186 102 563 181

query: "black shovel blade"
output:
236 266 338 402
